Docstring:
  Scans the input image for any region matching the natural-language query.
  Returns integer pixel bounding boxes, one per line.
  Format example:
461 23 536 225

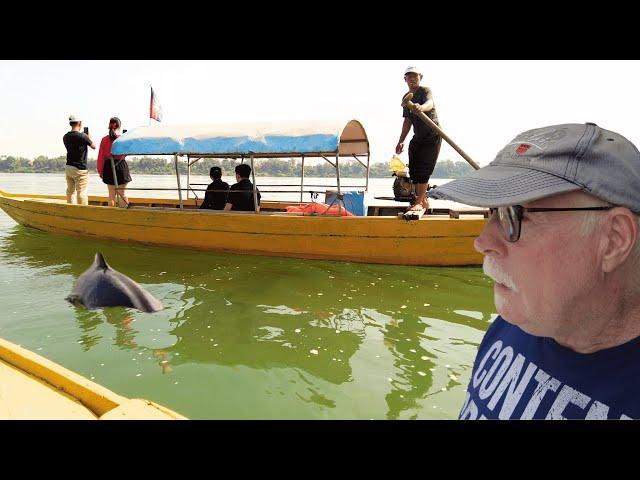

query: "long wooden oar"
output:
402 92 480 170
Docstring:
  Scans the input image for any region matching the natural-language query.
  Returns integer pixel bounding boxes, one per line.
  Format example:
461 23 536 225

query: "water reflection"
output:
153 350 173 374
383 313 437 420
0 224 497 418
166 285 363 384
72 306 139 351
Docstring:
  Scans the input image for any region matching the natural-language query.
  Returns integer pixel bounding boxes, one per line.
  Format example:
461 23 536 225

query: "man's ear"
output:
602 208 638 273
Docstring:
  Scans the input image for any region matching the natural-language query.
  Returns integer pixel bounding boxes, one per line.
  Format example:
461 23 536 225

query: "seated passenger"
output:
224 164 261 212
199 166 229 210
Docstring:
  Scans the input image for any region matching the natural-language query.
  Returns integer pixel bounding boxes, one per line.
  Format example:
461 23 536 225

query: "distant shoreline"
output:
0 156 474 179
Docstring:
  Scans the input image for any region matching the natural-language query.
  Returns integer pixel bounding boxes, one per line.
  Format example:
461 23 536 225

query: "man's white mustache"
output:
483 258 518 291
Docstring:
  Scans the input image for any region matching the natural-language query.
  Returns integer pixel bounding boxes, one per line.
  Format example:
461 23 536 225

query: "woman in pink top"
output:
97 117 132 207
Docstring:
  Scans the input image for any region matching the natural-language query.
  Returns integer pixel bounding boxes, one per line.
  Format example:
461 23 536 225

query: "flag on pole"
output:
150 86 163 122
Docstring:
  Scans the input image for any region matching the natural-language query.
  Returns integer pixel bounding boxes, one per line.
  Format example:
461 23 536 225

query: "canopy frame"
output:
112 120 370 211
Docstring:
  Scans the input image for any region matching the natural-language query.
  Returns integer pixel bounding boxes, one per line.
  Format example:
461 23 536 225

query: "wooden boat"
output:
0 336 186 419
0 120 488 266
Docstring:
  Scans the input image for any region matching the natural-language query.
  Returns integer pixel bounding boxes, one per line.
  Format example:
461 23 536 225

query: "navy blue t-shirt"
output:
461 316 640 419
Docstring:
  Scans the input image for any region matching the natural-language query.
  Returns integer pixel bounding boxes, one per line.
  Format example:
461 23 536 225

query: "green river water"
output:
0 173 496 419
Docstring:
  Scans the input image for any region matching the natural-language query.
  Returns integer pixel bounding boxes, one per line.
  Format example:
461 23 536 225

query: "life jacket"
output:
286 203 354 216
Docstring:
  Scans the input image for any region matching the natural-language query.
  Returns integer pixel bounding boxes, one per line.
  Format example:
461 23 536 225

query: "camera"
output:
123 129 127 133
83 127 89 135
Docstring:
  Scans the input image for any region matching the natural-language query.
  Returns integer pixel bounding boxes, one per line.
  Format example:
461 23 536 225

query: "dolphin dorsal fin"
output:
94 252 109 270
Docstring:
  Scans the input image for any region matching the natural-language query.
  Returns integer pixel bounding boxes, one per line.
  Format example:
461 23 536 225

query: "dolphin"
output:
66 252 163 313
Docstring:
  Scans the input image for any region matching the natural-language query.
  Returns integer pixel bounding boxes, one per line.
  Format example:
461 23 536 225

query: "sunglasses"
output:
488 205 615 242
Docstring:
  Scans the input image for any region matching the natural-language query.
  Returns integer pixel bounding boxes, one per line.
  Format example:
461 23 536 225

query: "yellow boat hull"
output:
0 336 185 419
0 190 486 266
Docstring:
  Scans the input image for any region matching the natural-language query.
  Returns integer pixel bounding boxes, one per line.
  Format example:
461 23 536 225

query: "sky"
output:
1 60 639 167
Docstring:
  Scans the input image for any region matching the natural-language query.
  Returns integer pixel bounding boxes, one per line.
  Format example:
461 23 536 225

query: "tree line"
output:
0 155 474 178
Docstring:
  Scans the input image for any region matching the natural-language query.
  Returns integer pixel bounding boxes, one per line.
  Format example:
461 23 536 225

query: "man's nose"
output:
474 214 506 257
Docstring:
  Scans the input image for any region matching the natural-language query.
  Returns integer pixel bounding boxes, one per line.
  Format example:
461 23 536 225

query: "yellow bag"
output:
388 154 406 174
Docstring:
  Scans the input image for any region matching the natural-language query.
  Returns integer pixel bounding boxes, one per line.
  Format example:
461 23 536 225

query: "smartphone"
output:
83 127 89 135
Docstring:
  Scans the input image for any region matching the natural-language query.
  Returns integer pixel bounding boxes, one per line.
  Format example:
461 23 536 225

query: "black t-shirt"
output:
199 179 230 210
402 86 440 142
63 131 92 170
227 178 261 212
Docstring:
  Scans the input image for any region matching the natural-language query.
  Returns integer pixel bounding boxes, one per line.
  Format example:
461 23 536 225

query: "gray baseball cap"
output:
428 123 640 212
69 114 81 122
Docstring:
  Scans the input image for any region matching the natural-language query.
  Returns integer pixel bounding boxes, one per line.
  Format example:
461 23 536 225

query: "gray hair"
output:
579 201 640 288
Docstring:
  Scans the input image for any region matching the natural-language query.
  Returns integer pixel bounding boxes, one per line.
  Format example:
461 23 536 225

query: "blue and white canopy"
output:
112 120 369 157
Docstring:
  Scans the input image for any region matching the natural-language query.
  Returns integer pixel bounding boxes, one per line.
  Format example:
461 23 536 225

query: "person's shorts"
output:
408 136 442 184
102 158 132 185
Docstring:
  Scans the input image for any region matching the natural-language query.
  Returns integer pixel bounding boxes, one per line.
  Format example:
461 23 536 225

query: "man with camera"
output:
63 114 96 205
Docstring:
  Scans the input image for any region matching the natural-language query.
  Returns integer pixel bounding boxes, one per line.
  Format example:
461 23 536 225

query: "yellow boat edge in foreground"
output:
0 336 187 420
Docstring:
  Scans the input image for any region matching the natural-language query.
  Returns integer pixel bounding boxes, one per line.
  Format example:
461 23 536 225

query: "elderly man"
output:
428 122 640 419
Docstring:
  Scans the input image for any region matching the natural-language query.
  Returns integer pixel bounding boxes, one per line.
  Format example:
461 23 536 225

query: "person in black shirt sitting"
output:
224 163 261 212
199 166 229 210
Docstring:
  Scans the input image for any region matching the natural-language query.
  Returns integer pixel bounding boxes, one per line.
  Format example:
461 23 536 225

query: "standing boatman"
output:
395 66 442 212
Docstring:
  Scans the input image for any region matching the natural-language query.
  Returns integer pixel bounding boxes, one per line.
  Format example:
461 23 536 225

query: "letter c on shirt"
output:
472 340 502 389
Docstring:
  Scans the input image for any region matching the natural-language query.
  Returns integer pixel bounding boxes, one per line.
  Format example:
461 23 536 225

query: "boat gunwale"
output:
0 337 185 419
0 189 487 266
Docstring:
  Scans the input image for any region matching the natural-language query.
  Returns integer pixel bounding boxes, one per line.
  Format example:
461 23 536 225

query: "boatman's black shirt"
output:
402 86 440 143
